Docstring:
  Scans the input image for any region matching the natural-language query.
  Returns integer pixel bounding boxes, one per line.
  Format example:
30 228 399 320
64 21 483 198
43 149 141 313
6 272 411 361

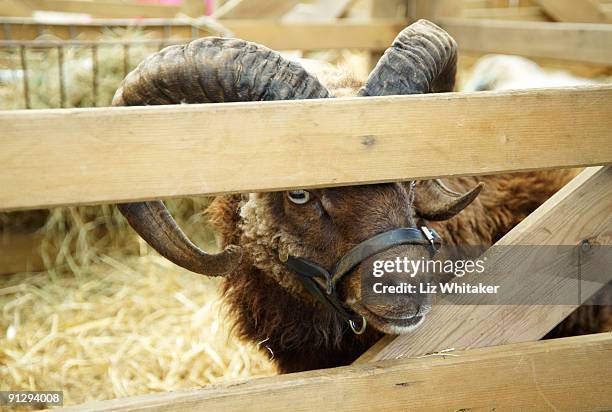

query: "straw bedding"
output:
0 199 276 407
0 21 278 407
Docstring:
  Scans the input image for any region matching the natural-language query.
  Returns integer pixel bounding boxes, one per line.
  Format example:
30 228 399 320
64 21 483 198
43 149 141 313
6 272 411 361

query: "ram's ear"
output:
413 179 484 221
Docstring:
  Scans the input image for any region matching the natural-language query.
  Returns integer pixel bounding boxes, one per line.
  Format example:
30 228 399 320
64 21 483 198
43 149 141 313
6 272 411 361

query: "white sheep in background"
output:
462 53 611 341
462 54 597 92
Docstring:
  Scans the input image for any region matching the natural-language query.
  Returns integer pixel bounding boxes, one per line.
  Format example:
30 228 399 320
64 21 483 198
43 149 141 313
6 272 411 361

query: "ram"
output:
112 20 611 374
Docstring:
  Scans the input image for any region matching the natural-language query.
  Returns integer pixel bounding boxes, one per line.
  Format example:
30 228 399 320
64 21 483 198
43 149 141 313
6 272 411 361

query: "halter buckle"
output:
420 226 437 248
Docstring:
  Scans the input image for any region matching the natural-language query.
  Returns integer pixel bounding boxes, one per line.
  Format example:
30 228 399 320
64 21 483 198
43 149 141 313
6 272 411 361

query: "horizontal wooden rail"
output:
217 19 405 51
214 0 301 20
534 0 611 23
461 0 492 9
0 17 405 51
0 0 183 19
62 333 612 411
438 17 612 65
0 16 220 40
1 85 611 211
357 165 612 363
0 38 189 47
460 6 549 21
4 17 611 63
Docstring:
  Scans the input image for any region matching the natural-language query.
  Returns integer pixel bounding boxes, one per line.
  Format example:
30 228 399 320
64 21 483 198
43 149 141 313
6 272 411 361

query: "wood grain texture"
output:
0 0 35 17
534 0 610 23
461 0 492 8
1 86 611 211
62 333 612 411
362 166 612 363
439 17 612 65
410 0 461 20
213 0 301 19
0 0 182 19
0 16 201 40
0 17 405 51
461 6 550 21
180 0 207 18
351 334 396 364
367 0 408 69
221 19 405 51
282 0 357 22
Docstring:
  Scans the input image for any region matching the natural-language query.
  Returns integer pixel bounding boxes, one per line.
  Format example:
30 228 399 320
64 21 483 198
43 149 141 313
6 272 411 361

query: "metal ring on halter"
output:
349 317 367 335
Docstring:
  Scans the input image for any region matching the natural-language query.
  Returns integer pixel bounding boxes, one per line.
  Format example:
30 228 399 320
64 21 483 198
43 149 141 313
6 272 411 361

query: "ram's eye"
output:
287 190 311 205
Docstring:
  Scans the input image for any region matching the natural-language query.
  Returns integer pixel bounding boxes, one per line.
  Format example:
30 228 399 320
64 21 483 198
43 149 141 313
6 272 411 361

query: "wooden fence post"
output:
181 0 207 17
367 0 408 69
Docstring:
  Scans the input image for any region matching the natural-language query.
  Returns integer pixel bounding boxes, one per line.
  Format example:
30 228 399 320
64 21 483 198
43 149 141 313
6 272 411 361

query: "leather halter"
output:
282 226 442 334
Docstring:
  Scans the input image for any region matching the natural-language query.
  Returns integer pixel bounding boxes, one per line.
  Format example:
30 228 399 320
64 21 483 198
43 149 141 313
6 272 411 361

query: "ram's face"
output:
277 184 429 334
237 181 481 334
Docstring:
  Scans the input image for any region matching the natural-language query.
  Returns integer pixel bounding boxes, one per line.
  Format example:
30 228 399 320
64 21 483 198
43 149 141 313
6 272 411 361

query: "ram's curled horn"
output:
358 19 482 220
118 202 242 276
358 19 458 97
414 180 484 221
113 38 332 276
113 37 332 106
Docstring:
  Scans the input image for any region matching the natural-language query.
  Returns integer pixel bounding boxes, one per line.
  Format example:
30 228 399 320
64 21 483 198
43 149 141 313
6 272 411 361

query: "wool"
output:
203 64 609 373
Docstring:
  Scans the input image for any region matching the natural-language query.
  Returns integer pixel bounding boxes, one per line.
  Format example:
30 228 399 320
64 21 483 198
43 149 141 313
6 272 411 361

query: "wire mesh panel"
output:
0 38 191 110
0 16 231 109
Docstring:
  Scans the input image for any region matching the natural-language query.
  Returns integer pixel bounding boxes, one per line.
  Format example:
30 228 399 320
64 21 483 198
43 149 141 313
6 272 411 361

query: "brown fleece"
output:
202 66 609 373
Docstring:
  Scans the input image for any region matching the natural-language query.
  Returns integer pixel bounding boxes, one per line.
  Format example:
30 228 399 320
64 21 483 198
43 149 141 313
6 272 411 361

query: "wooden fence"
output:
0 17 609 111
459 0 612 22
0 0 210 19
0 0 611 410
0 38 192 109
0 86 611 211
61 333 612 411
1 87 611 390
0 17 406 48
0 16 610 64
0 91 612 410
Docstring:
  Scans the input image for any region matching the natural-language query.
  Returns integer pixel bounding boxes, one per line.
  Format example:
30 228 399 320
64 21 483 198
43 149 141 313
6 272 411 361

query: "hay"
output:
0 193 280 407
0 253 275 407
0 155 276 408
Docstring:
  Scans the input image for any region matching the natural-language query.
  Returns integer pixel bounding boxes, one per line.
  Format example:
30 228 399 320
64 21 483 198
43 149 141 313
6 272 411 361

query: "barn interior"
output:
0 0 611 408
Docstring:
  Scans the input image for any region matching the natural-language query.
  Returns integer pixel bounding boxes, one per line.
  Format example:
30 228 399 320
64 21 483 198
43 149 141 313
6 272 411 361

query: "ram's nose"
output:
358 246 433 320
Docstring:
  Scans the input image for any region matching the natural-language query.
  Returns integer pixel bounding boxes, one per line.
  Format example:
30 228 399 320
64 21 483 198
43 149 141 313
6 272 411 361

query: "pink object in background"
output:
205 0 213 15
